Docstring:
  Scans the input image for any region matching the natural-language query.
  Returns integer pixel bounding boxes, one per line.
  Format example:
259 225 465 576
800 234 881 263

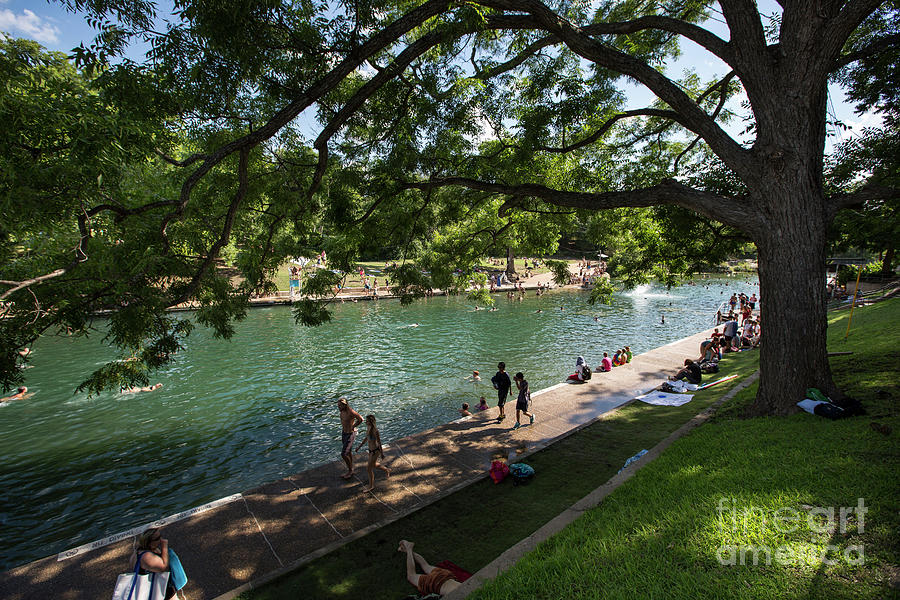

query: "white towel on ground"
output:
638 391 695 406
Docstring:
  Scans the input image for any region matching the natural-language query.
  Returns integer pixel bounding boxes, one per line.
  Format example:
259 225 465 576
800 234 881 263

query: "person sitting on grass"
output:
699 338 720 363
670 359 702 385
399 540 461 597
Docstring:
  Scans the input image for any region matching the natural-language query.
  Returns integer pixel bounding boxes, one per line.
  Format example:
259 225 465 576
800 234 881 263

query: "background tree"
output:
1 1 898 416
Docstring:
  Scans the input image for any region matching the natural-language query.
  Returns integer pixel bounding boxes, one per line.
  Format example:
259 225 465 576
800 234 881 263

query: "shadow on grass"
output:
242 351 762 600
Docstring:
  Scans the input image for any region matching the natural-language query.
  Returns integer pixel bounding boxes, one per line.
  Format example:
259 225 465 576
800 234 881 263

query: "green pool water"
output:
0 277 758 569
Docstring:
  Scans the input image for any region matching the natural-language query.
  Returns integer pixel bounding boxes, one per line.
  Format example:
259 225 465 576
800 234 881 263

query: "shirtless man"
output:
338 397 363 479
123 383 163 394
1 386 29 403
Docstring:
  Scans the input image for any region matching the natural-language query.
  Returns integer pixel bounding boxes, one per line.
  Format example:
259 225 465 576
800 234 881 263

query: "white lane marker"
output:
242 496 284 568
57 494 243 561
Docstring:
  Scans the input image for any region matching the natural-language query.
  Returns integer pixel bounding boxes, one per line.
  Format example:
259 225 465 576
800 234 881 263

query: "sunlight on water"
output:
0 277 758 568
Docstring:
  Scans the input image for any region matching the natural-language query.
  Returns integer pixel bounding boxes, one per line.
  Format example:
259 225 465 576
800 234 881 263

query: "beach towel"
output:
618 449 649 473
638 392 694 406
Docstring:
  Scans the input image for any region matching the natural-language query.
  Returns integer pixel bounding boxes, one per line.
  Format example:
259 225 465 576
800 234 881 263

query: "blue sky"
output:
2 0 881 146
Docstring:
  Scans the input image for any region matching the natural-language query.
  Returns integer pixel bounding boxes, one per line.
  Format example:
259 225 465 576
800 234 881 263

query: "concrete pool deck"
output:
0 327 713 600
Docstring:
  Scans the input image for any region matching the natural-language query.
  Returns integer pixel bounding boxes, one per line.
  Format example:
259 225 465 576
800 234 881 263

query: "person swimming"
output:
123 383 163 394
0 386 30 403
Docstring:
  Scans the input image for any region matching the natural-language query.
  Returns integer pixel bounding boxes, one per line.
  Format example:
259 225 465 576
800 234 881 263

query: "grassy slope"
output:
243 346 761 599
473 299 900 600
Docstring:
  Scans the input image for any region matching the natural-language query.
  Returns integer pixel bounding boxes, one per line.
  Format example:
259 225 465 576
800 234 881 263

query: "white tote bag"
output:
112 566 170 600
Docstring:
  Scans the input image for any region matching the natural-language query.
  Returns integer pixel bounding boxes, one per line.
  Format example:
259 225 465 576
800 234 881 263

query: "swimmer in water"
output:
1 386 30 403
661 315 665 324
593 316 599 321
123 383 163 394
535 309 542 313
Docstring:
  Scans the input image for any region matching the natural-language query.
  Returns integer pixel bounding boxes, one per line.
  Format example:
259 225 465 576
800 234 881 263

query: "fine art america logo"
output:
715 497 867 566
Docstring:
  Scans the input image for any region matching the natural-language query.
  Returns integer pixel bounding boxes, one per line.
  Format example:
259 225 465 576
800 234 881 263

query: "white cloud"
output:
0 8 61 44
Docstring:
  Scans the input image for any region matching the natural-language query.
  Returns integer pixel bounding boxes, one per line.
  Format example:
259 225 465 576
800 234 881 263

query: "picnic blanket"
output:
637 391 695 406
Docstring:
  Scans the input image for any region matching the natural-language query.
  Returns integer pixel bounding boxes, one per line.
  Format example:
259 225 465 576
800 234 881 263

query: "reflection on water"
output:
0 277 758 568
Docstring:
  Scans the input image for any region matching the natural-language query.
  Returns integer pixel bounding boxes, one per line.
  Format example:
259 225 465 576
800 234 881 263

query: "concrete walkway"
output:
0 328 712 600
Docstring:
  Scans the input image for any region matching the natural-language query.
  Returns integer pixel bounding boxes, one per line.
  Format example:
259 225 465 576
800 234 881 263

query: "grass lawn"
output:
472 298 900 599
241 342 762 599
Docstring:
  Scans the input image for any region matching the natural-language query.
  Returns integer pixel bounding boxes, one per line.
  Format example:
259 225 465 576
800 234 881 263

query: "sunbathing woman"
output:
399 540 461 597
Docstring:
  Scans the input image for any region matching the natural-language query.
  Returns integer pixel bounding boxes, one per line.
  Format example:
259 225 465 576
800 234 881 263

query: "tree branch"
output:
476 1 750 176
0 269 68 301
827 184 900 217
401 176 754 230
534 108 680 153
158 0 456 252
832 32 900 71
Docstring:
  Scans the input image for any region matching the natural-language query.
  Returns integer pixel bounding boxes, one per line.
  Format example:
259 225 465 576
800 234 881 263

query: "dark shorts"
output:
516 398 529 411
497 389 509 406
341 431 356 457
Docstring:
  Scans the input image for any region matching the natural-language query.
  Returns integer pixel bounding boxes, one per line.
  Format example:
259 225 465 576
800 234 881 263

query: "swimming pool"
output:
0 276 758 569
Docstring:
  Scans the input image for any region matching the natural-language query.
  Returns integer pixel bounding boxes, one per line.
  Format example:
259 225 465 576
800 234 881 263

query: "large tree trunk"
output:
881 241 894 277
752 214 836 415
506 246 516 276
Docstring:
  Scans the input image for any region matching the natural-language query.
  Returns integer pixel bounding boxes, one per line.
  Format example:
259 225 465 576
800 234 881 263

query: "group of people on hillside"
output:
717 291 757 324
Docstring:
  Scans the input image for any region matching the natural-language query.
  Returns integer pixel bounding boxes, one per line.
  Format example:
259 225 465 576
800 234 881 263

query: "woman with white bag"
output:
136 529 177 599
114 528 185 600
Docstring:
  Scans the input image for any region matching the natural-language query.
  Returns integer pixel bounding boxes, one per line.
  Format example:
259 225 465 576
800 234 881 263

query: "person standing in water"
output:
355 414 390 491
338 397 363 479
512 372 535 430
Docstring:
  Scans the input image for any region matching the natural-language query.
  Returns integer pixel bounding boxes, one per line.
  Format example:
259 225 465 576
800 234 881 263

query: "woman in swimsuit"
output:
399 540 461 596
355 414 391 492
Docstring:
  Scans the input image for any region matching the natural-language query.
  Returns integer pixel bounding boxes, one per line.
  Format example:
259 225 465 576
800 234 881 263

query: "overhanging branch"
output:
827 184 900 217
401 177 754 230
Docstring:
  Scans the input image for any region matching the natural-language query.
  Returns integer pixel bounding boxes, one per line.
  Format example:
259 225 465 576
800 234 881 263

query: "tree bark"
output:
881 241 894 277
749 185 837 416
506 247 516 276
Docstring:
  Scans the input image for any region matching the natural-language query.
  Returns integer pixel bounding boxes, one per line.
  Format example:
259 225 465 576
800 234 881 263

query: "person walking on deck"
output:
355 414 390 491
512 372 534 430
491 362 512 421
338 397 363 479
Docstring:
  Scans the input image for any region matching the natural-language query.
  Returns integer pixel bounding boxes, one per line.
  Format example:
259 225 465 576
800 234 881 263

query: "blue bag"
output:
168 548 188 591
509 463 535 486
